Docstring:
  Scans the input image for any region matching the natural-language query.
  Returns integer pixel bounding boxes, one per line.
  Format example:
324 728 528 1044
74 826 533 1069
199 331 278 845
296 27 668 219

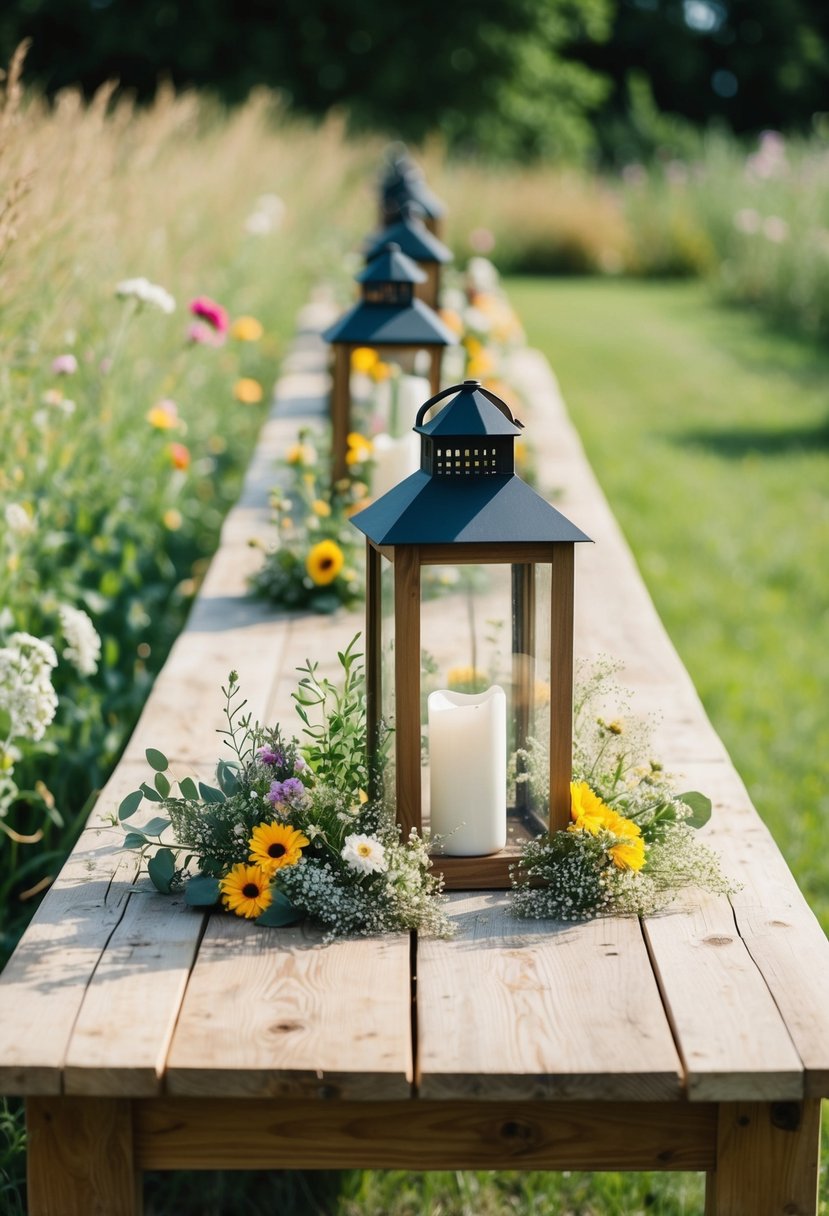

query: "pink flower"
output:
187 320 225 346
51 353 78 375
189 296 228 334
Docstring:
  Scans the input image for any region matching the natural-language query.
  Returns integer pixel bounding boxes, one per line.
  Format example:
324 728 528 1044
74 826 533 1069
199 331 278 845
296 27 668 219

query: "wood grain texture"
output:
708 1100 821 1215
135 1096 717 1172
165 914 413 1099
63 883 204 1098
394 545 423 839
644 891 803 1102
27 1097 141 1216
416 892 683 1101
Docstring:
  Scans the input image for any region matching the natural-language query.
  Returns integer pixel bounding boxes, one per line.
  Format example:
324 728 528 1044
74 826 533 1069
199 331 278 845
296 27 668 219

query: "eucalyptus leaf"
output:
178 776 199 800
217 759 240 796
118 789 144 820
154 772 171 798
256 891 303 928
145 748 169 772
147 847 176 894
679 791 712 828
140 782 164 803
141 815 171 837
123 830 147 849
198 781 226 804
184 875 222 907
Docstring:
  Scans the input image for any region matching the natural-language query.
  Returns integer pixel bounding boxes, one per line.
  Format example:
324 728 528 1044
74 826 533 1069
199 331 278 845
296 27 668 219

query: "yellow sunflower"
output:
249 822 309 873
570 781 614 835
609 835 647 872
219 863 273 919
306 539 345 585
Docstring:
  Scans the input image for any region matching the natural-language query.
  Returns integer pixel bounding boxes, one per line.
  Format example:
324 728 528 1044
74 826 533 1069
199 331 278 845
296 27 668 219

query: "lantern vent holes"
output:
435 445 498 476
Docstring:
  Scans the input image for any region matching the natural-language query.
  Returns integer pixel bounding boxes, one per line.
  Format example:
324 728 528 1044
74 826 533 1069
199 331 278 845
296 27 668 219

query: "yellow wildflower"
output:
249 822 309 874
234 378 264 404
219 863 273 919
231 315 264 341
609 835 646 871
570 781 614 835
312 499 331 517
370 360 393 382
351 346 378 373
346 433 373 465
306 539 344 585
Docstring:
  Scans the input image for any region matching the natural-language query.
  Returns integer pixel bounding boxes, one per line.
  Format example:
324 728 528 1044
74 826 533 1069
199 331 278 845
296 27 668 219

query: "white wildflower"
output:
0 633 59 742
4 503 35 537
466 256 500 292
341 833 388 875
58 604 101 676
115 277 176 314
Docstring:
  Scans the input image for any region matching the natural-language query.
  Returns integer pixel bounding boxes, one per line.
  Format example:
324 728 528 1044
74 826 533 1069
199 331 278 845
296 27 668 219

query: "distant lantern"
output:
379 148 446 238
351 380 591 890
364 202 453 309
322 244 458 481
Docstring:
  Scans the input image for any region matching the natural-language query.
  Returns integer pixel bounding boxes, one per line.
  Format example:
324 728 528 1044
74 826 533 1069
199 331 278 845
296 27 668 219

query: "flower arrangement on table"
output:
510 658 734 921
250 428 371 613
117 637 449 938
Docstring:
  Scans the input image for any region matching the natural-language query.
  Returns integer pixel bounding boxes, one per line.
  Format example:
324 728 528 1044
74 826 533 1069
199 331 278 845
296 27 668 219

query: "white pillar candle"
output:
372 432 421 499
427 685 507 855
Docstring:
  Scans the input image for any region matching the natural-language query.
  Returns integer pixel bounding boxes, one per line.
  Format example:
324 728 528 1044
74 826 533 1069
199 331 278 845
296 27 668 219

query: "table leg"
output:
26 1096 142 1216
706 1099 821 1216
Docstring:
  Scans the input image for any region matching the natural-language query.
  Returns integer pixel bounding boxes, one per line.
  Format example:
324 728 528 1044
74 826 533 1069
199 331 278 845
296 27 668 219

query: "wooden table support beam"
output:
706 1099 821 1216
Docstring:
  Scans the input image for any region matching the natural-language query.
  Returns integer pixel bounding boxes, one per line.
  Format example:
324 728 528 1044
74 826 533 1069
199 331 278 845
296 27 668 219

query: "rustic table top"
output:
3 303 829 1110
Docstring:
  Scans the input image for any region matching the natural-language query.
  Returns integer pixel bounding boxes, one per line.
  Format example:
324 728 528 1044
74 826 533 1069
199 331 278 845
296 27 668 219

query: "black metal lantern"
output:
351 380 591 890
379 149 446 238
364 203 453 310
322 244 458 481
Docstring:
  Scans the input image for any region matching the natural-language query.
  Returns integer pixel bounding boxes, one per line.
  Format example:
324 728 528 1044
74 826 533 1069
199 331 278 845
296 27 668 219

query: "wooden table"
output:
2 306 829 1214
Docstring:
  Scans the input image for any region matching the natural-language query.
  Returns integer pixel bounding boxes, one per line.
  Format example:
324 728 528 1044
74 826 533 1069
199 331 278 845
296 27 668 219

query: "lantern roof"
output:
380 152 445 221
357 243 426 285
416 381 522 439
364 211 453 267
322 245 458 348
351 381 590 547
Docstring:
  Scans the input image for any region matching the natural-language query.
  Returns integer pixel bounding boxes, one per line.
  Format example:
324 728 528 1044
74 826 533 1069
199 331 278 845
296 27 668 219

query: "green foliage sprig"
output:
117 639 447 937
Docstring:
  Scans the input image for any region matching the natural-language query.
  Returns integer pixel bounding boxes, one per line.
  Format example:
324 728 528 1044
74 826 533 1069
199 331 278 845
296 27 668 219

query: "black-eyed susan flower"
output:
249 821 309 873
306 539 344 586
219 863 274 919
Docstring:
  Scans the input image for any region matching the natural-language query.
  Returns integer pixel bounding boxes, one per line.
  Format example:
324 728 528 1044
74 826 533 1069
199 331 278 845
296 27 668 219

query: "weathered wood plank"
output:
417 892 683 1101
63 883 204 1098
708 1099 821 1216
643 891 802 1101
135 1096 718 1172
27 1096 141 1215
165 914 413 1099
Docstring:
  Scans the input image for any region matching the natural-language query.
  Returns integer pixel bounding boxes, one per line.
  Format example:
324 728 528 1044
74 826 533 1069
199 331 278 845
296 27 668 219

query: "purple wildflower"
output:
267 776 306 807
257 745 283 767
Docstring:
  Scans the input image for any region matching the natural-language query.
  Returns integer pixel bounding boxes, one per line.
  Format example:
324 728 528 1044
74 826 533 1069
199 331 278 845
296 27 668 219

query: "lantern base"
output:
427 802 547 890
429 845 522 890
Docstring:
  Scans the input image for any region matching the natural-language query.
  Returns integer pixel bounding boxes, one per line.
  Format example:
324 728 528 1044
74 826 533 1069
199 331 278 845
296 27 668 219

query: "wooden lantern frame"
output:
323 245 457 482
353 379 590 891
365 538 577 889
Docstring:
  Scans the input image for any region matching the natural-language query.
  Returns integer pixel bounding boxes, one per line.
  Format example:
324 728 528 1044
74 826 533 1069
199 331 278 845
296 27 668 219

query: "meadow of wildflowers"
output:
0 53 380 965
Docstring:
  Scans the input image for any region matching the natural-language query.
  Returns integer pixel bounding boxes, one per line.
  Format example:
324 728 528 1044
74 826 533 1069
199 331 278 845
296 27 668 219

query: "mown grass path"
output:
509 277 829 933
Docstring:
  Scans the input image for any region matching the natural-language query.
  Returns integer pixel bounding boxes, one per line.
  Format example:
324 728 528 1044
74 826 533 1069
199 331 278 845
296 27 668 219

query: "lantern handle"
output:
414 381 524 430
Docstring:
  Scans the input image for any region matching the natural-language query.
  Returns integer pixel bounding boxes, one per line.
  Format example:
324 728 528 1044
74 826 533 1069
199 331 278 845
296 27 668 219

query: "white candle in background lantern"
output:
372 432 421 499
374 374 432 436
427 685 507 855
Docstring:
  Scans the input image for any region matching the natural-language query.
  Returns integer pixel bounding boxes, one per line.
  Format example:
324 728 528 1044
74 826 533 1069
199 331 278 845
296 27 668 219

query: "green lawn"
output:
509 276 829 930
